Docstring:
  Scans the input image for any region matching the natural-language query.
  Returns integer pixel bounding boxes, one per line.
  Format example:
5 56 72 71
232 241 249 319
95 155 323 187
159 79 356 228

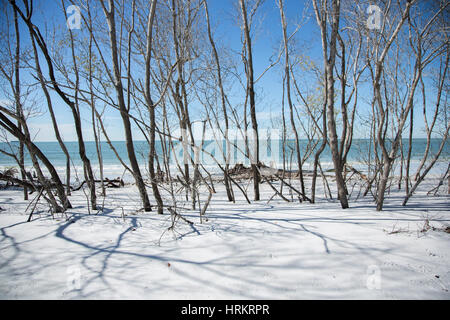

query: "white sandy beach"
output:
0 171 449 299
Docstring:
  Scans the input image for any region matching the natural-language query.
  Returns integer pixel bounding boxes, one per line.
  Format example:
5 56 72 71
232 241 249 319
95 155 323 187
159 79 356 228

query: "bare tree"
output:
12 5 27 200
312 0 349 208
203 0 234 202
366 0 448 211
100 0 152 211
277 0 307 201
29 17 72 198
143 0 164 214
0 1 71 211
239 0 260 201
403 32 449 205
10 0 98 210
0 109 70 212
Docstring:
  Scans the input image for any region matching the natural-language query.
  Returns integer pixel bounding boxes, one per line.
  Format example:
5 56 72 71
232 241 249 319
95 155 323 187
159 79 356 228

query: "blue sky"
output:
0 0 444 142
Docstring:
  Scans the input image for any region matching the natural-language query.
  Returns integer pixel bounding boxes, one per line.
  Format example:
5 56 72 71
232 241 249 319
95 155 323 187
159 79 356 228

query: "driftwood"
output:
73 178 125 191
0 173 126 194
0 172 35 190
1 171 65 195
225 163 313 203
227 163 315 180
228 163 280 179
1 172 67 215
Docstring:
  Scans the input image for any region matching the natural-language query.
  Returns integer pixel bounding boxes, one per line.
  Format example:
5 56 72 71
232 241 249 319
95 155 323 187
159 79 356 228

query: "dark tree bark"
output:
101 0 152 212
278 0 307 201
239 0 260 201
313 0 349 209
203 0 234 202
0 111 71 211
29 30 71 198
10 0 96 210
12 6 27 201
144 0 164 214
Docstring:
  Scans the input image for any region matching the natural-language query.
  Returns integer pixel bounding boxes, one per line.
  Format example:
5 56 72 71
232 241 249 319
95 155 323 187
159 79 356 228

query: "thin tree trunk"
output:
405 106 413 193
101 0 151 211
278 0 306 201
30 32 72 198
240 0 260 201
88 32 104 197
144 0 163 214
203 0 234 202
403 125 449 206
60 0 96 210
313 0 349 208
12 7 27 200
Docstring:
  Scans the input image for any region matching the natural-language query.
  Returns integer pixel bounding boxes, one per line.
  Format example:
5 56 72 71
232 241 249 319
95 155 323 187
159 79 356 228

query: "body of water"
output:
0 139 448 171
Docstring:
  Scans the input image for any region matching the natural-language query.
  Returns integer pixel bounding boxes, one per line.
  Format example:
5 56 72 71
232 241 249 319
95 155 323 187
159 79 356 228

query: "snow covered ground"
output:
0 176 449 299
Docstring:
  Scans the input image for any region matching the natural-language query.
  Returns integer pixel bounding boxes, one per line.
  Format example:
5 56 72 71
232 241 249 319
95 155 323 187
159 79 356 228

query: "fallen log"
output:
0 172 36 190
72 178 125 191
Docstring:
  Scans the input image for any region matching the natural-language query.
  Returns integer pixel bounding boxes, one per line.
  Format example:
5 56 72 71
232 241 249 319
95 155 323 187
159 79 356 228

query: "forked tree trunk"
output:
313 0 349 209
